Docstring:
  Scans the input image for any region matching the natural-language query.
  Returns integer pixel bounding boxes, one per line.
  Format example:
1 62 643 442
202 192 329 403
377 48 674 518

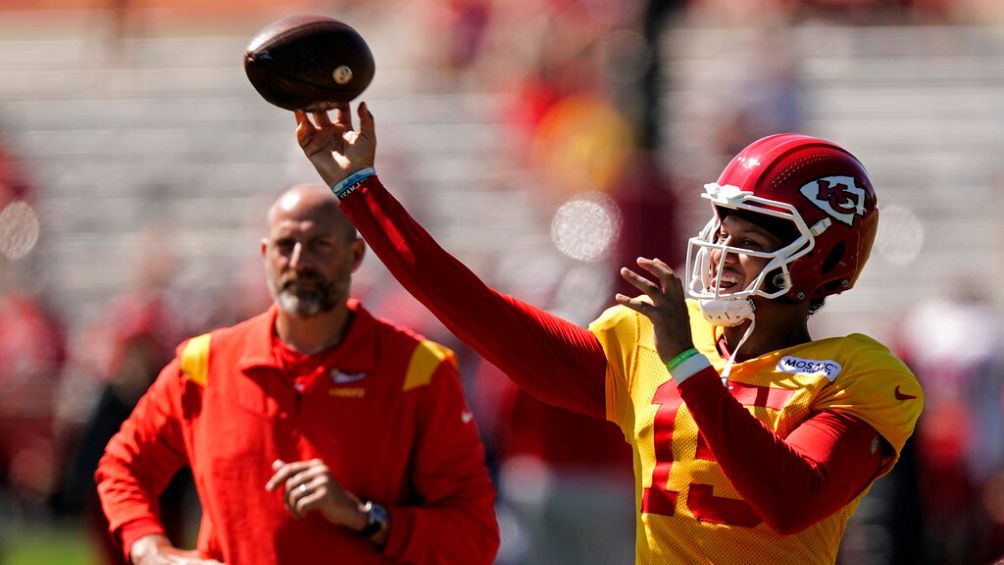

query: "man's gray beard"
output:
274 288 333 318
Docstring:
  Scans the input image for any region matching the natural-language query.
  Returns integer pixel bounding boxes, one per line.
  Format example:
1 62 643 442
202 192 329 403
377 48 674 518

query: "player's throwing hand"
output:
295 102 376 188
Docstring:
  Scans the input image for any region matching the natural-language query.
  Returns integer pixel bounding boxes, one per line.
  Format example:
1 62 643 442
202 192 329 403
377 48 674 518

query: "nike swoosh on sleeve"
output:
894 385 917 400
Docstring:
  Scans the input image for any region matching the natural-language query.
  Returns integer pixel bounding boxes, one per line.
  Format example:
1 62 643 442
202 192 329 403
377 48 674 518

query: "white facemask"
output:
685 183 825 327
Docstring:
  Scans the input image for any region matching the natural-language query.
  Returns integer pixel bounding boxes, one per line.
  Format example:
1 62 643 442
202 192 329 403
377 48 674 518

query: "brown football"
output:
244 15 375 111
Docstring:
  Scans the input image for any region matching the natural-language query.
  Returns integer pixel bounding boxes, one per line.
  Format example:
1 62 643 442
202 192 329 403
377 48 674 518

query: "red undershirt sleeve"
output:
340 177 609 418
678 368 891 534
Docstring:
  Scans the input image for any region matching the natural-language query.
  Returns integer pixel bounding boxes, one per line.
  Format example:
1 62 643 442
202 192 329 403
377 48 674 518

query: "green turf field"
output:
3 523 95 565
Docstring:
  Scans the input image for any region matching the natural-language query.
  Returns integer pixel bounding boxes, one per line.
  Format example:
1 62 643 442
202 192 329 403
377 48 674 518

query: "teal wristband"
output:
330 167 376 200
666 347 699 372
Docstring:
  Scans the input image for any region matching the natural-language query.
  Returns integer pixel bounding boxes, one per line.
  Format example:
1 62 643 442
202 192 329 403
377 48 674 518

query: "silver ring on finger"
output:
298 484 307 494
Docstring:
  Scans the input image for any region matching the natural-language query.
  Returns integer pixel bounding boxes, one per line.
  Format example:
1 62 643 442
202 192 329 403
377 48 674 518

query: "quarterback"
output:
295 103 923 564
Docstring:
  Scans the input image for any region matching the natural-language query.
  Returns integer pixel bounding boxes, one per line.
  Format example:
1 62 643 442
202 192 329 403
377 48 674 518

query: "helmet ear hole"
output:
821 241 845 274
763 269 788 293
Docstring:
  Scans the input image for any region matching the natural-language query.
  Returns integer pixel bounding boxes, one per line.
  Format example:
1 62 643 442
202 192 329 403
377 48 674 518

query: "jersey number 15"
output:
642 379 762 528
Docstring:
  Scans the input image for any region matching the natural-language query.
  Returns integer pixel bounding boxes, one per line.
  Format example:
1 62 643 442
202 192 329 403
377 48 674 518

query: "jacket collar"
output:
238 298 378 374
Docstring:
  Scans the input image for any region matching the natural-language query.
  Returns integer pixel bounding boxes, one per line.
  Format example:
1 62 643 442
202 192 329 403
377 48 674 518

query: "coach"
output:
95 184 499 564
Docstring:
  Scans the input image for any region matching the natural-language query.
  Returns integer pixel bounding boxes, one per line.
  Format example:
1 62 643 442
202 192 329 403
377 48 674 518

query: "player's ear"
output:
350 239 366 272
260 238 269 259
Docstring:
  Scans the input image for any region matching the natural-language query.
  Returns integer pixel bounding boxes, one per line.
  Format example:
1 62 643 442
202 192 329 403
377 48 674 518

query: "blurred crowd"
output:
3 0 1004 563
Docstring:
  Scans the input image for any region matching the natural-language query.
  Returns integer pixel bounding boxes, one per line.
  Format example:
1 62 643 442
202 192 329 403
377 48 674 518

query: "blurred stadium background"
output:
1 0 1004 563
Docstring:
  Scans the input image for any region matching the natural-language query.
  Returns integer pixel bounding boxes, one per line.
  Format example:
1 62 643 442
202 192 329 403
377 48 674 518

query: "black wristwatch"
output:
358 501 388 538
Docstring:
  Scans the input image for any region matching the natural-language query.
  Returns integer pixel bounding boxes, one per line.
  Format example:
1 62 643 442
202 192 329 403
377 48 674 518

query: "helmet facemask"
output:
686 183 820 327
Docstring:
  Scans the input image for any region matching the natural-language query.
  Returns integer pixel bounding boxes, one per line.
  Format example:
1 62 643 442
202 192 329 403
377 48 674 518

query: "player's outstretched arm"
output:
294 105 609 418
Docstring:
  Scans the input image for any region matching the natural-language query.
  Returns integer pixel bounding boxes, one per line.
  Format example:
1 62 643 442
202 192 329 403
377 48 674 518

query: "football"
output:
244 15 375 111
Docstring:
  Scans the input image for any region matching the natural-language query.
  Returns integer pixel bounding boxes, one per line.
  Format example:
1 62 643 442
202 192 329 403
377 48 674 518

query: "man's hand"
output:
265 459 367 531
294 102 376 187
615 257 696 363
129 534 223 565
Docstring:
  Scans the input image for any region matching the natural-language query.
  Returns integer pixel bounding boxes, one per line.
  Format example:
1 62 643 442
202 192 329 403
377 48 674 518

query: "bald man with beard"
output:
96 185 499 565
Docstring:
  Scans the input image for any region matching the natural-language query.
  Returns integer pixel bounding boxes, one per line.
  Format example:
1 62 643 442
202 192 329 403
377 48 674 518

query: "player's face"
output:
707 214 785 295
263 193 363 318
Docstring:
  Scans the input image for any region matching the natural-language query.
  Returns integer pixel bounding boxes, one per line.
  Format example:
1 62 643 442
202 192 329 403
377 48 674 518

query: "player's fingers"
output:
614 293 635 307
614 293 654 315
619 267 661 299
653 258 684 291
296 127 314 149
333 103 354 130
314 110 335 128
635 257 673 286
358 101 375 138
643 256 674 275
638 258 687 300
294 113 316 147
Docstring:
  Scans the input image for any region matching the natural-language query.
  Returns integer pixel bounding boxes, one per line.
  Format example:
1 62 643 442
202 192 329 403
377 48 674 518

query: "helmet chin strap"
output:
720 314 756 384
697 297 756 384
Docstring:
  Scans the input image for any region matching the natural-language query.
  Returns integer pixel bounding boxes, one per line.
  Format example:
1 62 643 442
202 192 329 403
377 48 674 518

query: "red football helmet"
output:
685 133 878 324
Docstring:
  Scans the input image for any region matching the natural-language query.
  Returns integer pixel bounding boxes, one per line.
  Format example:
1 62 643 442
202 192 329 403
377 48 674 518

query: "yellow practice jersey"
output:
589 300 923 564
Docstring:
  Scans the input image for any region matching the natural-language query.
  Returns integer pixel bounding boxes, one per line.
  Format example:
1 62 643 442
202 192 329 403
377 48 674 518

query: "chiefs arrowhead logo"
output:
799 176 866 226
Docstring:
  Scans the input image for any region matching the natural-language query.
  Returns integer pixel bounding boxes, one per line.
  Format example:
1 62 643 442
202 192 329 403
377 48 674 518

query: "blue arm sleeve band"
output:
329 167 376 200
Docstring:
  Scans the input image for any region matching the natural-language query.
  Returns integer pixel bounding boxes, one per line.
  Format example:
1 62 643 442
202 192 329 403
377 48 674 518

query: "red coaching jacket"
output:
96 300 499 564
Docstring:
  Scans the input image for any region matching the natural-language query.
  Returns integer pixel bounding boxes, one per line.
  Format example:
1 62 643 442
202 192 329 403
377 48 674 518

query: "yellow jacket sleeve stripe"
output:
179 333 212 387
403 340 455 392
